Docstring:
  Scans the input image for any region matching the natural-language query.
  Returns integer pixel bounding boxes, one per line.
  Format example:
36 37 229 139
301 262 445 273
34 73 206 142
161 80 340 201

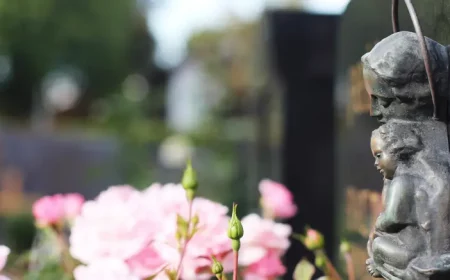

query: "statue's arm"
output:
375 176 416 232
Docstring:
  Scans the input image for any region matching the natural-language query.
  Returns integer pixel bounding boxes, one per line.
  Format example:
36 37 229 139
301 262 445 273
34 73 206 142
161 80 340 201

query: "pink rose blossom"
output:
240 214 291 264
239 214 291 279
126 246 167 278
73 258 140 280
144 184 233 279
32 194 66 226
244 251 286 280
63 193 85 219
0 246 9 272
0 245 10 280
259 179 297 219
69 183 234 279
69 185 159 264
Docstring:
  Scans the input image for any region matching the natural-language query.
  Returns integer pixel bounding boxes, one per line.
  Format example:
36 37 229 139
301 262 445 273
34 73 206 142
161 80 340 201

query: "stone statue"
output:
361 31 449 123
362 11 450 278
366 120 450 279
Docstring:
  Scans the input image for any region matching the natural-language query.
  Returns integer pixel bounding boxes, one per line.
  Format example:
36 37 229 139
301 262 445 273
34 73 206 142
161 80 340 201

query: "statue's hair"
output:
361 31 449 101
372 121 424 161
361 31 448 84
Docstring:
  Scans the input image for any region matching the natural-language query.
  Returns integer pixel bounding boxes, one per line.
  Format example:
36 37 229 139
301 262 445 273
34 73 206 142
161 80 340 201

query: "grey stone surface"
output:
363 9 450 279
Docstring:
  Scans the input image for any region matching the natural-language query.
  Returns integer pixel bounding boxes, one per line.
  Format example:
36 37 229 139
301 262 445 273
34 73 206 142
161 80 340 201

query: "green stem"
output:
316 249 342 280
175 200 193 280
344 252 355 280
233 250 239 280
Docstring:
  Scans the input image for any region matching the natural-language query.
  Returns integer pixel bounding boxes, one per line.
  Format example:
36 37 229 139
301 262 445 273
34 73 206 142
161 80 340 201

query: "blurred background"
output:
0 0 404 278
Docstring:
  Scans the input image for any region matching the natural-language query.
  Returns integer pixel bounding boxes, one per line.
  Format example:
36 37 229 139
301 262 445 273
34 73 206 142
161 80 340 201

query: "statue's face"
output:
363 68 433 123
370 135 397 180
363 68 395 123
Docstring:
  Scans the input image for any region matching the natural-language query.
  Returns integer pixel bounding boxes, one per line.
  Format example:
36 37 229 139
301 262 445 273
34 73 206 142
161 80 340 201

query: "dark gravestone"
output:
264 10 338 278
335 1 450 279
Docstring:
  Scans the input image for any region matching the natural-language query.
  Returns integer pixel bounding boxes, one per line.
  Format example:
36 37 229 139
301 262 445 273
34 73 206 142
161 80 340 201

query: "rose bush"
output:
27 178 294 280
70 183 234 279
0 164 353 280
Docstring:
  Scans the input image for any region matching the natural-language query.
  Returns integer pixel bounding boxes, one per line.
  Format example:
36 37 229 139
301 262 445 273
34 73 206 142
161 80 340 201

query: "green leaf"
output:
24 261 72 280
293 258 315 280
292 233 306 244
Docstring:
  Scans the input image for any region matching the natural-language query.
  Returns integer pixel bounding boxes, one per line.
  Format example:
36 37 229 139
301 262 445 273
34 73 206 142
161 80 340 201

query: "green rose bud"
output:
315 254 326 269
340 240 351 254
181 160 198 201
304 227 325 251
227 203 244 251
211 256 224 279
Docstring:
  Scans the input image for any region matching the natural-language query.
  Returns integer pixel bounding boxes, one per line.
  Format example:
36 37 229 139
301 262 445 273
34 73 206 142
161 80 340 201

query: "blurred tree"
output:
0 0 162 118
187 20 260 117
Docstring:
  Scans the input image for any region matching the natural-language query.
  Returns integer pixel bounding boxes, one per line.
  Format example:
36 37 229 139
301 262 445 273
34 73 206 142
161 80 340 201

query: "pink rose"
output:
0 245 9 272
69 183 233 279
0 245 10 280
64 193 85 219
239 214 291 279
69 185 159 264
32 194 66 227
244 251 286 280
126 246 167 278
180 198 232 279
259 179 297 219
141 183 189 216
142 184 232 279
73 258 140 280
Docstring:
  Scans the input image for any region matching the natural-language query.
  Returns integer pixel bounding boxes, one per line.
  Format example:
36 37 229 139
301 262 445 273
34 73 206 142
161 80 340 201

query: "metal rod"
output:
404 0 438 120
392 0 399 32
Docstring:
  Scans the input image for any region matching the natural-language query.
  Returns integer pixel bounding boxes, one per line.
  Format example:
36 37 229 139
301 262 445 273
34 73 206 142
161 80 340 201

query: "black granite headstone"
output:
263 10 338 278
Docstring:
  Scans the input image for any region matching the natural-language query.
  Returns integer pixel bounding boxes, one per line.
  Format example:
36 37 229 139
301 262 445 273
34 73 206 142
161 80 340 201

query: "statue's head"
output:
371 121 424 179
362 31 448 123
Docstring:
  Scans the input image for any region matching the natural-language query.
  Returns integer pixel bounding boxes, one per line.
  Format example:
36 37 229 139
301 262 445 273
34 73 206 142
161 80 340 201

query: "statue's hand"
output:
380 263 431 280
366 258 382 278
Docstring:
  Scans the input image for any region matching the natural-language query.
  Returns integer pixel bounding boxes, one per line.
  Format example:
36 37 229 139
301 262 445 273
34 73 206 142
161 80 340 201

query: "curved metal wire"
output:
392 0 399 32
391 0 438 120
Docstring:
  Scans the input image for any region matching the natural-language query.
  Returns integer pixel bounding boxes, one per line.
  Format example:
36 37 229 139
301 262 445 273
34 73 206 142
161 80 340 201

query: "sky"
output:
148 0 351 68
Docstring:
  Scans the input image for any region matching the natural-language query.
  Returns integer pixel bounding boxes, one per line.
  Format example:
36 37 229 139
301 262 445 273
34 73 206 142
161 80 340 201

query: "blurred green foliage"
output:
24 261 71 280
91 92 169 188
4 212 36 253
0 0 155 118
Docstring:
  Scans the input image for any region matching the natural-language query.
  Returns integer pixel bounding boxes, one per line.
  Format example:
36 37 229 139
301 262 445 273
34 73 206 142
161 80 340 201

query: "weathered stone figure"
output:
367 122 425 277
362 31 449 123
366 120 450 279
362 4 450 278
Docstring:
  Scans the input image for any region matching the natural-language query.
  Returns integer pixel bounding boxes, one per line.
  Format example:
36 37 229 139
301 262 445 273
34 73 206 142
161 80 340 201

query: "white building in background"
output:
166 57 225 133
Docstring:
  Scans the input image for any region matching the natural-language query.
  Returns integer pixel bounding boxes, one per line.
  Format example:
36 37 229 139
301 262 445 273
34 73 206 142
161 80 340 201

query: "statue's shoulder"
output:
391 171 422 184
